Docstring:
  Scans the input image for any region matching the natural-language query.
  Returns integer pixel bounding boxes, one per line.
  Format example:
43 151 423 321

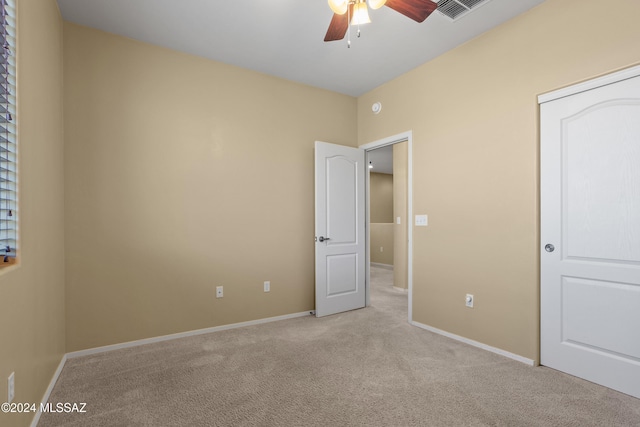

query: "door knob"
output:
318 236 331 242
545 244 555 253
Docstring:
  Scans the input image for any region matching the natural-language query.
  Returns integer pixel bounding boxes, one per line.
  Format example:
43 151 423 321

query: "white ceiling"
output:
56 0 545 97
367 145 394 174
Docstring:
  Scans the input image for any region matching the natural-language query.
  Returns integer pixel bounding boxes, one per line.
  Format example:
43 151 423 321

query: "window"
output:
0 0 16 267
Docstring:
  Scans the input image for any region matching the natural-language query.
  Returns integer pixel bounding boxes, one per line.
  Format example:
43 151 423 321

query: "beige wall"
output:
64 23 357 351
393 142 408 289
358 0 640 362
0 1 65 426
370 171 394 265
369 172 393 223
370 224 393 265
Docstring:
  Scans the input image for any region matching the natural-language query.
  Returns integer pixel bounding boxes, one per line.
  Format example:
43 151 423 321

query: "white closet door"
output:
540 69 640 399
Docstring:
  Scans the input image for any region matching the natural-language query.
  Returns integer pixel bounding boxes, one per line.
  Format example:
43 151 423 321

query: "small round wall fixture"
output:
372 102 382 114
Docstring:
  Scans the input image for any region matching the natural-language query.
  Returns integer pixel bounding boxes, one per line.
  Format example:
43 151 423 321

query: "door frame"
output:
538 64 640 104
361 131 413 323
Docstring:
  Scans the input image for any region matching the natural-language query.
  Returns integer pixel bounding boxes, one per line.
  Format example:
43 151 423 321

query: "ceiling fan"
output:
324 0 437 43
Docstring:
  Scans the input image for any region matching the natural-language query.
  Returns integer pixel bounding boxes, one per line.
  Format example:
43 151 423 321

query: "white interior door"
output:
540 70 640 398
315 141 365 317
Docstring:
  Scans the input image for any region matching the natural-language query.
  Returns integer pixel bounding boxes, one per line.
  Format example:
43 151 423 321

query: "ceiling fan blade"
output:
324 12 349 42
384 0 437 23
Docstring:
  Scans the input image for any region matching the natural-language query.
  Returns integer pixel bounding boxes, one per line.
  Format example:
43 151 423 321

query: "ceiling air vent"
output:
437 0 491 20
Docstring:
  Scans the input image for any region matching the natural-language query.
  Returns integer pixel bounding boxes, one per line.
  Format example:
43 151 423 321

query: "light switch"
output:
396 216 401 225
415 215 428 226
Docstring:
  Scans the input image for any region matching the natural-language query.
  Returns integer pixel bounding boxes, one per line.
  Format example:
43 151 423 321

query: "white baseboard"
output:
31 354 67 427
371 263 393 270
32 311 312 425
410 320 536 366
67 311 313 359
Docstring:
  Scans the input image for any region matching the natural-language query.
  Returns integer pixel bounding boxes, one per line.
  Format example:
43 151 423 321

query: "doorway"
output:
362 132 413 323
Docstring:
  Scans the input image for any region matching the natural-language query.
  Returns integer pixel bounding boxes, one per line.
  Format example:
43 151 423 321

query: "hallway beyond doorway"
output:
370 265 407 321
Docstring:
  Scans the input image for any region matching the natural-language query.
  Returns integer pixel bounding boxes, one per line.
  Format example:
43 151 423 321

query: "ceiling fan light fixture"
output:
367 0 387 10
351 1 371 25
328 0 348 15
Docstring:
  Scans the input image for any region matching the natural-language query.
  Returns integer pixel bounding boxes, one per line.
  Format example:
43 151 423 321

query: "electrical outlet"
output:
216 286 223 298
8 372 14 403
465 294 474 308
264 281 270 292
380 246 383 252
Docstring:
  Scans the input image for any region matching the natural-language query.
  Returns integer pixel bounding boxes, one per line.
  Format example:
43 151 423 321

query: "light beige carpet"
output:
39 267 640 426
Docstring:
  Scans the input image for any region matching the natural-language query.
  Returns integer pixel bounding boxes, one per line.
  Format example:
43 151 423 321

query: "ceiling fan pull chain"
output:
357 2 361 39
347 5 351 48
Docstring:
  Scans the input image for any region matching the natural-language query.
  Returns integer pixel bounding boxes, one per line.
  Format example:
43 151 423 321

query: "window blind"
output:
0 0 16 263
